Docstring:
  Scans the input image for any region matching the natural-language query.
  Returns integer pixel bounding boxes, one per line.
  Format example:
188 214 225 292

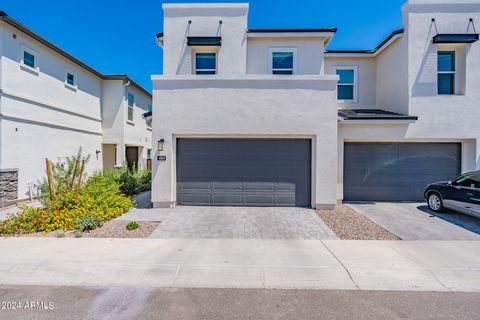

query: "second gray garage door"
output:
177 139 311 207
344 142 461 201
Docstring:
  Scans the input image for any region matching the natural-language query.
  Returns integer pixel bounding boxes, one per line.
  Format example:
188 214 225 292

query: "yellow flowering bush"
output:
0 175 132 236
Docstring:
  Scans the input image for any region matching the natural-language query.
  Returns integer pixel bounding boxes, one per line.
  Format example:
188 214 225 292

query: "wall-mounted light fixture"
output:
158 139 165 152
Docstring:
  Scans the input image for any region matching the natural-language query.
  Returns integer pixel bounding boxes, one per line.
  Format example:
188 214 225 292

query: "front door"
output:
126 147 139 170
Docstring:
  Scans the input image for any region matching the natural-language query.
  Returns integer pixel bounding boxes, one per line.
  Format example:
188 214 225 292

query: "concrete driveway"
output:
347 202 480 241
117 206 337 240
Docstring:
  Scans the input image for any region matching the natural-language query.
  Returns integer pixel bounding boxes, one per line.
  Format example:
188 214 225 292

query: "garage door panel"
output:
177 139 311 207
245 182 275 192
212 182 243 191
245 194 276 206
179 182 211 191
344 142 461 201
179 193 212 205
213 194 243 205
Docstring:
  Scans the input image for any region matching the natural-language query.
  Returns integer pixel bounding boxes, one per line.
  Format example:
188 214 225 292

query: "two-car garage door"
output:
176 139 311 207
344 142 461 201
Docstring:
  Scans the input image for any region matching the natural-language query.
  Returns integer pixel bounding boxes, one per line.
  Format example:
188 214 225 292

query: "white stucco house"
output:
151 0 480 209
0 12 152 205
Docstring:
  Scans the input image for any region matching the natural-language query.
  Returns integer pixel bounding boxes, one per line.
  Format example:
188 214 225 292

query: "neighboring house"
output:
151 0 480 209
0 12 152 206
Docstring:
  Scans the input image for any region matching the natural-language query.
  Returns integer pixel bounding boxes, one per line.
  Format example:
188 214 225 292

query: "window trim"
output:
437 50 456 95
127 92 135 124
194 52 217 75
20 45 40 73
65 70 77 90
335 65 358 103
268 47 297 75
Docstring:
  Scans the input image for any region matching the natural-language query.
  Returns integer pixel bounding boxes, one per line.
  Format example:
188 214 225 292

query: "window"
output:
272 51 294 75
127 93 134 122
195 53 216 74
438 51 455 95
23 50 36 68
336 67 357 101
147 104 152 112
453 174 480 189
147 148 152 160
66 72 75 86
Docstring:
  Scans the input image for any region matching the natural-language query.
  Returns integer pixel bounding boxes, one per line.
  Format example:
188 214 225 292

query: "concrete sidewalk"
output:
0 238 479 292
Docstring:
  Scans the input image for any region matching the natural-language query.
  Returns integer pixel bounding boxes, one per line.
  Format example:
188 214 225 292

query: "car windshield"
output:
453 174 480 189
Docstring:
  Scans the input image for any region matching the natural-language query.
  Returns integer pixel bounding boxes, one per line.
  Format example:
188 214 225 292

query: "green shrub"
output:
98 164 151 196
126 221 139 231
55 229 65 238
75 215 103 232
74 230 83 238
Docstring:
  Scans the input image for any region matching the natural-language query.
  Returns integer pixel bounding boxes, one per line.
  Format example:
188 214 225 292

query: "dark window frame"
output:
437 51 456 95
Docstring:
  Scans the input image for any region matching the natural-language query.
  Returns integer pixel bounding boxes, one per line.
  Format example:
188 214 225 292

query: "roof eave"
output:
325 29 404 57
104 75 152 98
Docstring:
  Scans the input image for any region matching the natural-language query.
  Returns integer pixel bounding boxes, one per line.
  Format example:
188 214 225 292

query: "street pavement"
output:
0 285 479 320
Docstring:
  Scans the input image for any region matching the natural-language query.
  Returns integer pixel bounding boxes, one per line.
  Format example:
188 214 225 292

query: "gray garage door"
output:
344 142 461 201
177 139 311 207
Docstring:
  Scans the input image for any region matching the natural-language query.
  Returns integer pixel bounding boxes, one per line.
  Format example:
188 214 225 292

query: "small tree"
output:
39 148 90 209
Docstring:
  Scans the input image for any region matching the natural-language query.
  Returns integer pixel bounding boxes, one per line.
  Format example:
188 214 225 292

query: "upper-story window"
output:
195 53 216 74
66 72 76 86
270 48 296 75
23 50 36 68
336 66 358 102
127 93 134 122
147 104 153 112
22 50 36 69
437 51 455 95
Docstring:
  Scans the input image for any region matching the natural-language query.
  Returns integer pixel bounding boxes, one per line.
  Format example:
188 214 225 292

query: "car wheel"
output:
427 192 443 212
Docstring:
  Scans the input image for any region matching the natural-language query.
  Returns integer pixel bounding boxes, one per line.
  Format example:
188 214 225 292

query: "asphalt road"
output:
0 285 479 320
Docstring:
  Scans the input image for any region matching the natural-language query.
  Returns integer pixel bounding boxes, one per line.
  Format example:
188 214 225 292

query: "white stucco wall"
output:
102 81 152 169
0 20 152 200
375 38 409 115
0 22 103 199
124 85 153 168
247 38 325 75
101 80 125 145
405 0 480 168
324 57 377 108
336 0 480 201
151 75 339 208
162 4 249 76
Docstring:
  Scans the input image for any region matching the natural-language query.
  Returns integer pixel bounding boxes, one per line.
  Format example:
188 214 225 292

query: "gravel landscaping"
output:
82 221 160 238
17 221 160 238
317 205 400 240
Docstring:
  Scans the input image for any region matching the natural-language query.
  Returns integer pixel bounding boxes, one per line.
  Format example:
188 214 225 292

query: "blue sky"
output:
2 0 405 91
